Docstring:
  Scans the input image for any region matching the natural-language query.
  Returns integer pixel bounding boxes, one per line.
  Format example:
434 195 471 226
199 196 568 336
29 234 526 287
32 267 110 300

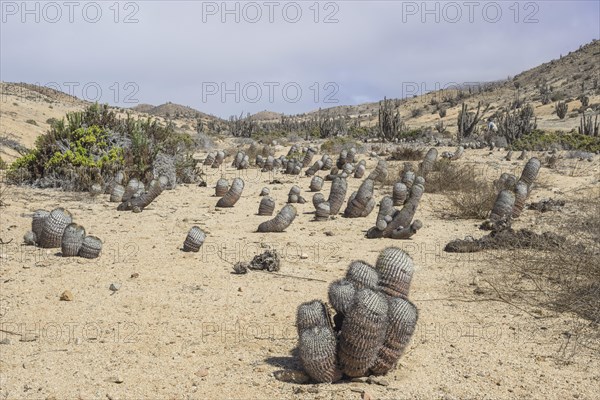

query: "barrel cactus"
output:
109 184 125 203
259 187 270 196
309 176 324 192
519 157 541 189
61 223 86 257
392 182 408 206
258 196 276 216
183 226 207 252
215 178 229 197
39 208 73 248
512 181 529 218
216 178 244 208
257 204 297 232
354 164 366 179
32 209 50 238
79 236 102 259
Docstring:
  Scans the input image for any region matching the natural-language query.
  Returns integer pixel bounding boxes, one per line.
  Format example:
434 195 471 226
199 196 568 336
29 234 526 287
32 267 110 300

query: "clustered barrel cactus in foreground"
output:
25 208 102 259
296 247 418 383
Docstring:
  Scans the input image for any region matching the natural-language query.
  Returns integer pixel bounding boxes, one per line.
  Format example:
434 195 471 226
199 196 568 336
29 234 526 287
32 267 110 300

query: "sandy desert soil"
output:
0 148 599 400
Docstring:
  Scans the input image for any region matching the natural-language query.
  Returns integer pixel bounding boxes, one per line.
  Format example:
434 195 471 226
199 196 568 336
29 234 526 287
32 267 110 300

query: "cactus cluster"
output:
231 150 250 169
487 157 541 227
367 180 425 240
25 208 102 259
117 179 165 213
296 247 418 383
313 176 347 220
287 186 307 204
343 179 376 218
257 204 297 232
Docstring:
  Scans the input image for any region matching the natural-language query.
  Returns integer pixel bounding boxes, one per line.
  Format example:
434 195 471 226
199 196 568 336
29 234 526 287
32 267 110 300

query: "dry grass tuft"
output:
428 159 497 219
388 146 425 161
478 196 600 350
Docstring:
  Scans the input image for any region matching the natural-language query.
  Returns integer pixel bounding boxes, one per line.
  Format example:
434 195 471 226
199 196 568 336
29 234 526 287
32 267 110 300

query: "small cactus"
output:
216 178 244 208
257 204 297 232
346 260 379 290
512 181 529 218
183 226 207 252
215 178 229 197
109 184 125 203
298 326 339 383
494 173 517 192
258 196 276 216
305 160 324 176
418 148 438 178
517 150 528 160
78 236 102 259
392 182 408 206
354 164 366 179
367 160 388 183
450 146 464 161
327 177 347 216
309 176 324 192
204 152 216 165
211 151 225 168
259 187 270 196
32 209 49 238
328 279 356 316
61 223 86 257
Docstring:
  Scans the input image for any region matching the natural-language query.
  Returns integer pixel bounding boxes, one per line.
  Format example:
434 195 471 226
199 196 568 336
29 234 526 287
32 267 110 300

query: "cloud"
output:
1 1 598 118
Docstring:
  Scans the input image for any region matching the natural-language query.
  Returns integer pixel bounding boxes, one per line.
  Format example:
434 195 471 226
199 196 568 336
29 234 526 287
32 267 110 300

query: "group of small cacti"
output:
107 172 167 213
296 247 418 383
231 150 250 170
24 208 102 259
441 146 464 161
486 157 541 228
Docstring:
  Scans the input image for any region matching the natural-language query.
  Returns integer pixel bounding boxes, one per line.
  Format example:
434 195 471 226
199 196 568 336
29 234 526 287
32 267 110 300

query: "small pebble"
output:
60 290 73 301
0 338 11 345
195 368 209 377
130 273 139 279
109 283 121 292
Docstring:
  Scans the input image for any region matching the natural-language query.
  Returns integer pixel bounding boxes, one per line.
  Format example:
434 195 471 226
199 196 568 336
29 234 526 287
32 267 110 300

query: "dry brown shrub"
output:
428 159 497 219
388 146 425 161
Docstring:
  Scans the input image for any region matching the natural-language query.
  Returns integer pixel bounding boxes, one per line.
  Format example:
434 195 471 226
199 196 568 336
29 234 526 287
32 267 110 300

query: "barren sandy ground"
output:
0 148 599 400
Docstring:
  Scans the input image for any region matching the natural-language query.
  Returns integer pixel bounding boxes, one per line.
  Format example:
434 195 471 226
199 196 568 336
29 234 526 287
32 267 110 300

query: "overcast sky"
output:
1 1 598 118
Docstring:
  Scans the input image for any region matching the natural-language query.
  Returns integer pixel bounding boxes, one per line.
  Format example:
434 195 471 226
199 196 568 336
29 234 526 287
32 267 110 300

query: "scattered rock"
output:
300 254 309 260
0 338 11 345
130 273 139 278
324 231 334 236
60 290 73 301
362 390 374 400
109 283 121 292
233 262 249 274
195 368 209 377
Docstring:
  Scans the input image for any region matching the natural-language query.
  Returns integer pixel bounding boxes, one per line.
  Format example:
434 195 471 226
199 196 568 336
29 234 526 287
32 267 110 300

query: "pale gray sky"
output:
1 1 598 118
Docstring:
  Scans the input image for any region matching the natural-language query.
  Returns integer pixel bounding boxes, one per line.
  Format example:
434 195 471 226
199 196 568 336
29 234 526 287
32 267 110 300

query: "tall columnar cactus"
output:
216 178 244 208
296 248 418 382
258 196 276 216
327 177 348 216
257 204 297 232
418 148 438 178
344 179 375 218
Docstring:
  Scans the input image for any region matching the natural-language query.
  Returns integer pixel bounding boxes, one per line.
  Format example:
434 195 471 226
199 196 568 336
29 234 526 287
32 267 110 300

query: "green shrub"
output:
320 137 363 154
513 130 600 152
8 103 195 190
